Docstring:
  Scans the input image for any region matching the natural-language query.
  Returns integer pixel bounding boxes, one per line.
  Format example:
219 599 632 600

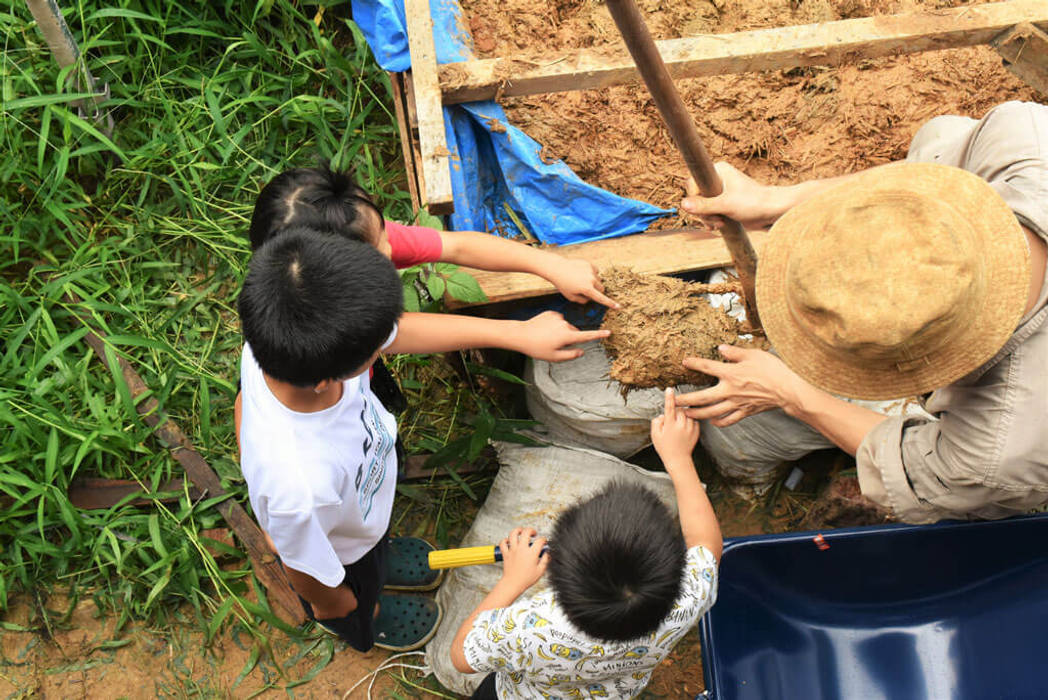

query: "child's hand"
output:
498 527 549 593
651 387 700 468
546 258 619 309
516 311 610 362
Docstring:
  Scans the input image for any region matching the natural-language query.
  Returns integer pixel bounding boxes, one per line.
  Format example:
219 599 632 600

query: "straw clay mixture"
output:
600 268 741 389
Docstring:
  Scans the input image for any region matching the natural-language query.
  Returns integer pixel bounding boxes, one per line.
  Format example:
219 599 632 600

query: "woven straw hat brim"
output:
756 163 1030 400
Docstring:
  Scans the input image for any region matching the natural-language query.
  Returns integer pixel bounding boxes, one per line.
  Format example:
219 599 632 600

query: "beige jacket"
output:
858 101 1048 523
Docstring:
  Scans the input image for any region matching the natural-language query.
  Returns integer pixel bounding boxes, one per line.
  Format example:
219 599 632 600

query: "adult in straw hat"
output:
675 101 1048 524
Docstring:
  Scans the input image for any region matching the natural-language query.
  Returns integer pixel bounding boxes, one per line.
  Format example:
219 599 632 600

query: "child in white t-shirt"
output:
450 389 723 698
237 227 444 651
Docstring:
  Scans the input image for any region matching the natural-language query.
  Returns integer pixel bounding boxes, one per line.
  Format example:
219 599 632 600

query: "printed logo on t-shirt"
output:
356 390 393 519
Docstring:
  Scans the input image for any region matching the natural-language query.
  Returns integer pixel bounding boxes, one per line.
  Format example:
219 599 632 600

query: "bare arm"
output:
781 382 887 456
234 391 242 455
680 162 871 230
386 310 609 362
651 389 723 560
440 230 617 308
451 528 548 673
676 345 886 456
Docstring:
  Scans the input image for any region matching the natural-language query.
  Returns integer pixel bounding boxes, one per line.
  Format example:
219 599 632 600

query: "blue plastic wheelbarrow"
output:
699 514 1048 700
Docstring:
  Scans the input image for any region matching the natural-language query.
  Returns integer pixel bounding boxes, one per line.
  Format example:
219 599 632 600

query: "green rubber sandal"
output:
373 593 442 652
385 536 444 591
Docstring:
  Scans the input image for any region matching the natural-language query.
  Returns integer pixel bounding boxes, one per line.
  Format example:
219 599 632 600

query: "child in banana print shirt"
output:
451 389 723 699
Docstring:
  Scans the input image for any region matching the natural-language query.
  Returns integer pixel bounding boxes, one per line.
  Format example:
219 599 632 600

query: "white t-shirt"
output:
238 341 398 587
463 545 719 699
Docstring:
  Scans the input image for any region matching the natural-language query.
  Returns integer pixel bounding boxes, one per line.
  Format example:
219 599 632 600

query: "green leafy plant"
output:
400 262 488 312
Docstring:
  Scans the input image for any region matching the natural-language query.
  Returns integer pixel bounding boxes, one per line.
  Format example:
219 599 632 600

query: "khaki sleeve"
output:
855 415 999 524
908 101 1048 241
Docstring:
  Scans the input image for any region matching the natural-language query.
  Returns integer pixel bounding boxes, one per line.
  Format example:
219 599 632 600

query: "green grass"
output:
0 1 493 675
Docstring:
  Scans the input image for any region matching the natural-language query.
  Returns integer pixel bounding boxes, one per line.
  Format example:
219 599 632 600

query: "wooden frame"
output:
397 0 1048 307
404 0 455 213
446 228 771 308
439 1 1048 104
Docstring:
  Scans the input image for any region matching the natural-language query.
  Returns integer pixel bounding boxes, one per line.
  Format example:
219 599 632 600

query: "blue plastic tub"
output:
699 514 1048 700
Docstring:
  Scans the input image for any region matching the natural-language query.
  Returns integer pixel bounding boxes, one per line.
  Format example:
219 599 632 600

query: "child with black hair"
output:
450 389 723 698
244 165 615 423
249 165 617 309
237 227 454 652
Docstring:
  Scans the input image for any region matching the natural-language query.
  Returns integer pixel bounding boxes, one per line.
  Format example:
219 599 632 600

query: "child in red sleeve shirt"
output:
249 165 618 311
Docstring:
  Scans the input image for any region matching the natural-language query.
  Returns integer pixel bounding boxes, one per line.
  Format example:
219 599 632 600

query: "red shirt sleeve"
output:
385 221 444 269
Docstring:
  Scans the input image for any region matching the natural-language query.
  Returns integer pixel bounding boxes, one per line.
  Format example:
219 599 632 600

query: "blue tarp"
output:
352 0 672 245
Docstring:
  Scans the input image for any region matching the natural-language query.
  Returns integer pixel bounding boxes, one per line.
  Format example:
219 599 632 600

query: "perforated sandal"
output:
373 593 442 651
384 536 444 591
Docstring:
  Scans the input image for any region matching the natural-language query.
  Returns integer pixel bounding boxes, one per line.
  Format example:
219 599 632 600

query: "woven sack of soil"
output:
423 440 677 695
524 340 669 458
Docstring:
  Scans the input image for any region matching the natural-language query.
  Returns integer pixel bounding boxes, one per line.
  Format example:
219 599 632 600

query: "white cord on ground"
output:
342 651 431 699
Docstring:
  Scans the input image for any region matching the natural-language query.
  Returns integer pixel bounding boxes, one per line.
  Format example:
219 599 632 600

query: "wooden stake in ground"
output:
604 0 762 330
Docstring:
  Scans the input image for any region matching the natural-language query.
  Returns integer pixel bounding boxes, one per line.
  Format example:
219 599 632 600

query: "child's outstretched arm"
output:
387 311 610 362
651 388 723 560
450 527 549 673
439 230 618 308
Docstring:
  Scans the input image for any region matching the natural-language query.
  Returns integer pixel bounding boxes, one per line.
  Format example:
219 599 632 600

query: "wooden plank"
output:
994 22 1048 96
68 478 197 509
403 69 420 129
389 72 423 212
70 452 497 506
401 449 496 480
439 0 1048 103
66 296 307 625
405 0 454 213
446 228 770 308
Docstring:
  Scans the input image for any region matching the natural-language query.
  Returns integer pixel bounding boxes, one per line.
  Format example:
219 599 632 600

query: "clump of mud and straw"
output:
600 267 746 390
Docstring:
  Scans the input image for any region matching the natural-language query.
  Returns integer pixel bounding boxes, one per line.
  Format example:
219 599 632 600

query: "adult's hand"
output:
680 162 784 230
675 344 807 427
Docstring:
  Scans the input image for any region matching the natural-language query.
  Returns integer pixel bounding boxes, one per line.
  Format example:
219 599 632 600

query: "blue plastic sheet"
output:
352 0 672 245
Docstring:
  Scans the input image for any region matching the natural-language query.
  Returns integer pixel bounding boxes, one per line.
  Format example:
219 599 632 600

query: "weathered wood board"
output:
446 228 770 308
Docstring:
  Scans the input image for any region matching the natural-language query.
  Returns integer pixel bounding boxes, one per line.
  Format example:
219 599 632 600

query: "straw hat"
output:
756 162 1029 400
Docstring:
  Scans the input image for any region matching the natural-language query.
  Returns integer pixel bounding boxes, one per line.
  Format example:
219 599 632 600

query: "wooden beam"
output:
439 0 1048 104
69 478 196 510
389 72 423 212
994 22 1048 96
446 228 770 308
69 453 497 510
405 0 455 214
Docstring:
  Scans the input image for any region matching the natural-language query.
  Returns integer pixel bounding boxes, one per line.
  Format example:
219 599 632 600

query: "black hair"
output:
550 482 685 642
238 227 403 386
248 165 385 250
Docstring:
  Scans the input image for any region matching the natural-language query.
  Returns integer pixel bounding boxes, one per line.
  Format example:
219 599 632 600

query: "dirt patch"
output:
0 591 416 699
600 268 741 389
458 0 1039 228
801 474 894 528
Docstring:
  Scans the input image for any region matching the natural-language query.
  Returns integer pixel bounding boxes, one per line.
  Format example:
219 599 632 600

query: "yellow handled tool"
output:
428 543 551 570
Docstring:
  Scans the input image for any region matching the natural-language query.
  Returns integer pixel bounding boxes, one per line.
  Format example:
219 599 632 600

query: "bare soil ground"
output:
461 0 1038 228
0 593 406 699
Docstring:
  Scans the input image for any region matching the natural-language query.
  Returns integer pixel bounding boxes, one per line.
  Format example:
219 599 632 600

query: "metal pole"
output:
605 0 762 329
25 0 113 135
